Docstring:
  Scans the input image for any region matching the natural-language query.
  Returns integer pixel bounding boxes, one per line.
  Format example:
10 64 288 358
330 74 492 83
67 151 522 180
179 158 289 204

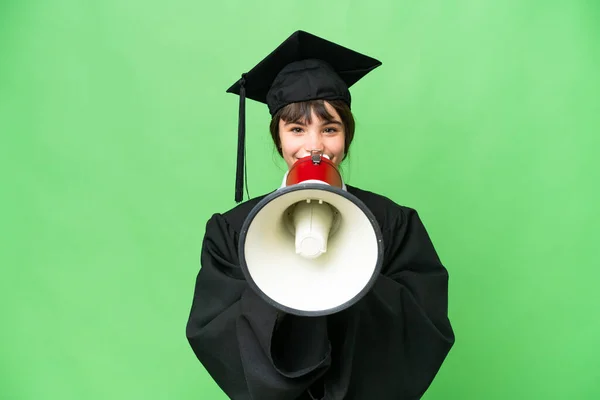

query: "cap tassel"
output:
235 73 247 203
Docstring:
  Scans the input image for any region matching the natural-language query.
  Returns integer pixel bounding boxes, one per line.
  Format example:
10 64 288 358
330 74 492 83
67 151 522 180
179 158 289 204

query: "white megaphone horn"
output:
238 150 384 316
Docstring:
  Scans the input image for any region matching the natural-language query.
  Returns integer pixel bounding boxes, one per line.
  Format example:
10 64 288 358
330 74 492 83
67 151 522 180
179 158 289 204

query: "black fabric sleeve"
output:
186 213 330 400
348 206 455 399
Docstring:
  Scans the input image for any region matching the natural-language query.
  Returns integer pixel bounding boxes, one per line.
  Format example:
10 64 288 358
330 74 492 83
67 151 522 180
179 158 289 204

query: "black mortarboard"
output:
227 30 382 203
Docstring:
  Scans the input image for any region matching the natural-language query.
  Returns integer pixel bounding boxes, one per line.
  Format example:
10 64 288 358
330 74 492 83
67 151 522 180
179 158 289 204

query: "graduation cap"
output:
227 30 382 203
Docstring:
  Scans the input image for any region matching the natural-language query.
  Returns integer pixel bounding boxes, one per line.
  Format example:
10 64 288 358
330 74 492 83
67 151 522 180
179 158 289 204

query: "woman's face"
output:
278 101 346 169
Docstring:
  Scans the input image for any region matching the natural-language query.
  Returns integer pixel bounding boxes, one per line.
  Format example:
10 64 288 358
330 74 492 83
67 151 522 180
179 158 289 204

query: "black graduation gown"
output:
186 185 455 400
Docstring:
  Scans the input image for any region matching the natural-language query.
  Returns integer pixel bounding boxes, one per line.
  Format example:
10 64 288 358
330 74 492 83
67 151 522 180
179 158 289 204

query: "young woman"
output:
186 30 455 400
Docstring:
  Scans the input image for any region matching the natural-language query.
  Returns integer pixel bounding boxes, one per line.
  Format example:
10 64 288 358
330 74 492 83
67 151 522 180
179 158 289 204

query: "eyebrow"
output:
284 120 343 127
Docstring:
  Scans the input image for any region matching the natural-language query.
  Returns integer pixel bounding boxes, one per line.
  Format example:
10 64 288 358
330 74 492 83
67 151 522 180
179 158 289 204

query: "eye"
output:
323 127 339 134
290 127 304 134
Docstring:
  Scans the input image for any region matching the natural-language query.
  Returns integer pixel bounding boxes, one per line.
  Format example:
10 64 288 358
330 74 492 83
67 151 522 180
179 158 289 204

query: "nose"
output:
305 132 324 153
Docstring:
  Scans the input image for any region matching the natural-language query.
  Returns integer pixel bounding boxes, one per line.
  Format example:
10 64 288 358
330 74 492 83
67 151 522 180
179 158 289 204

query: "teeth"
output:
322 154 331 159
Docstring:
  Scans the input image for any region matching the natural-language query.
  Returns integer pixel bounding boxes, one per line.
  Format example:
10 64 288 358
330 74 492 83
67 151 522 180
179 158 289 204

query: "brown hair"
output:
269 99 355 160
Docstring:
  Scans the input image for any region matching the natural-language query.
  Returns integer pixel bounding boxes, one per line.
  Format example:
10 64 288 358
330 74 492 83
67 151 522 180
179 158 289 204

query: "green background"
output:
1 0 599 399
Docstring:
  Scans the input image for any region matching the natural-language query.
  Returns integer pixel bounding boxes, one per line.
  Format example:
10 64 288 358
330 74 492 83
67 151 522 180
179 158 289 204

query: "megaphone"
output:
239 151 384 316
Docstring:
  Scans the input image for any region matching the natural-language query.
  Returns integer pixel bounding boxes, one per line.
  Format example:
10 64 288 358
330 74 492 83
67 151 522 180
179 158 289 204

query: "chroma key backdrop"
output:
1 0 598 399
